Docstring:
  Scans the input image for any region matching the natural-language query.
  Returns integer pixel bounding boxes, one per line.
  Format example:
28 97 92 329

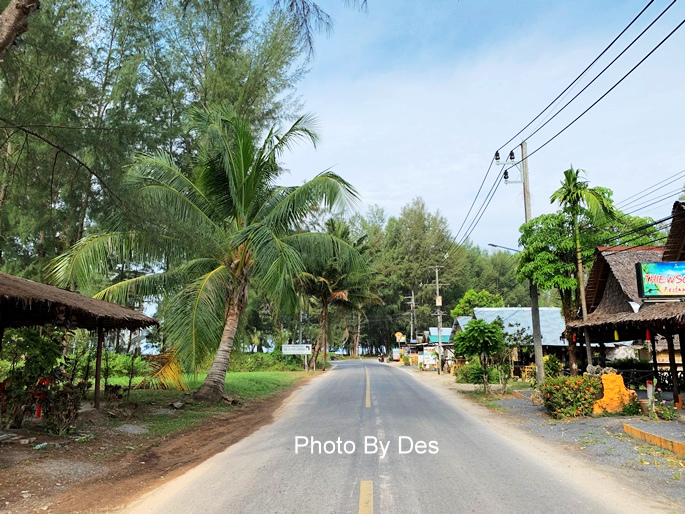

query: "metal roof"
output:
473 307 567 347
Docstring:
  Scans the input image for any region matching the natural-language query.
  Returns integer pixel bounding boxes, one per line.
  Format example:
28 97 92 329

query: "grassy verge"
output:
90 371 308 437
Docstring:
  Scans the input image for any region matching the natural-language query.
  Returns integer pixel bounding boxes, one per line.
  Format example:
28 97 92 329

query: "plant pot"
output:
638 399 650 416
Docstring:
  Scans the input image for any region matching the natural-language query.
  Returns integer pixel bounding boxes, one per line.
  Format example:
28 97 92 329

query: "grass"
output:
83 371 308 438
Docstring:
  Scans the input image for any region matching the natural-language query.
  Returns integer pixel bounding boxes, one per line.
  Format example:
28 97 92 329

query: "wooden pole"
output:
94 320 104 409
666 333 682 409
650 335 659 384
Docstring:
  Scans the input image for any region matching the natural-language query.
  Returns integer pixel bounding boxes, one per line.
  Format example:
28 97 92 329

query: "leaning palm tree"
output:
550 167 613 369
47 106 362 402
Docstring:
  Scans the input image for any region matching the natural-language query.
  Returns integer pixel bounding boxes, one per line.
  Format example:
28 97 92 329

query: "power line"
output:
458 172 505 247
503 14 685 177
454 156 495 242
496 0 656 153
510 0 677 153
623 187 683 216
615 168 685 207
454 1 658 247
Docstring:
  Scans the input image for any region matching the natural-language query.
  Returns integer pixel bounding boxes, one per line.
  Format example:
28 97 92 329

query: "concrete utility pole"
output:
433 266 448 375
499 142 544 385
405 290 416 343
520 142 545 386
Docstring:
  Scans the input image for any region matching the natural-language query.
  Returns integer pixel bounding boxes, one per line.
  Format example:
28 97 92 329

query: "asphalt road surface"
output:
128 360 671 514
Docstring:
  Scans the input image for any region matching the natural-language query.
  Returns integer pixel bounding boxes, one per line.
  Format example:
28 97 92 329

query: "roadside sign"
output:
282 344 312 355
436 295 442 306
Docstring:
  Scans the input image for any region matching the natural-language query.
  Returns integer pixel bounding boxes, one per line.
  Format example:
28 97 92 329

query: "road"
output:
128 360 670 513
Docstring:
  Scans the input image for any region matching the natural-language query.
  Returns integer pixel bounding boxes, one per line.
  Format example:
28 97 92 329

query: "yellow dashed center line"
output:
365 367 371 408
358 480 373 514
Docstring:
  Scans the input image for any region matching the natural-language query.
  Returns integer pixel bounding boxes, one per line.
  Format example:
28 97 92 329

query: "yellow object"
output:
614 330 619 341
593 374 636 414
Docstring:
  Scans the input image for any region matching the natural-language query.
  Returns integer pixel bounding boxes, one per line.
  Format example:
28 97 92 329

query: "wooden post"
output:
650 335 659 384
666 333 682 409
679 332 685 403
94 320 104 409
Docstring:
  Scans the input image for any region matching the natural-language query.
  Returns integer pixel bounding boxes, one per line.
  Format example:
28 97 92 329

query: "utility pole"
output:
499 142 544 386
433 266 448 375
405 290 416 343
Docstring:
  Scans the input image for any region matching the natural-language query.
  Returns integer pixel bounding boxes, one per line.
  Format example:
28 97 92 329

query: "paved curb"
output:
623 423 685 456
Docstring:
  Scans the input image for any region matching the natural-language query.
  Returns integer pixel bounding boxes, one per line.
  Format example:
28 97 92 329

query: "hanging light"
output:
646 328 651 341
495 151 500 161
572 333 577 343
509 150 515 161
614 330 619 341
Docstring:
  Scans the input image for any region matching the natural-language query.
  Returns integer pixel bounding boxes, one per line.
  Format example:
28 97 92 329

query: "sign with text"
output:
636 262 685 299
282 344 312 355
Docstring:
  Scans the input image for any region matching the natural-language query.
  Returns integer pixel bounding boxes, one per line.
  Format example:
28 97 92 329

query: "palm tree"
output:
550 167 613 370
295 218 373 369
47 106 362 402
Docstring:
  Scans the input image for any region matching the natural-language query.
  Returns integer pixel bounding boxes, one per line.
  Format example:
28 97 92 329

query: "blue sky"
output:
278 0 685 250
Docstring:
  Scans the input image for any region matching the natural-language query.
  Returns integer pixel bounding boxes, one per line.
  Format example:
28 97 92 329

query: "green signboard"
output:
636 262 685 298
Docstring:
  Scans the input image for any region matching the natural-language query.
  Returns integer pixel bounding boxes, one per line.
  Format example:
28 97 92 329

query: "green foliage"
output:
454 360 497 384
453 319 505 359
544 355 563 379
540 376 603 419
228 352 302 372
450 289 504 318
454 319 504 393
653 389 679 420
621 395 641 416
0 328 64 428
41 381 88 434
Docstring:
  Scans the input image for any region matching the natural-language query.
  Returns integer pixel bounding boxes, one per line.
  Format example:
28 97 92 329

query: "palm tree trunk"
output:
355 311 361 357
574 214 593 369
308 301 327 370
194 302 241 402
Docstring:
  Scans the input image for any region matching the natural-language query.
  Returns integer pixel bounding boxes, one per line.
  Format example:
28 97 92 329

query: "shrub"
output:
402 355 410 366
455 361 498 385
228 352 302 372
544 355 563 379
42 381 88 434
621 394 641 416
540 375 603 419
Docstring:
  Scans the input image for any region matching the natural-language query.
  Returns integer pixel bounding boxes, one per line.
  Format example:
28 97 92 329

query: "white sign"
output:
282 344 312 355
436 296 442 307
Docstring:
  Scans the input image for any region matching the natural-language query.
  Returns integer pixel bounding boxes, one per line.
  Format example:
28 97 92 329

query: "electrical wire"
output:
454 156 495 242
455 1 658 247
512 0 677 151
615 168 685 208
503 15 685 178
496 0 656 153
458 173 505 247
623 187 683 216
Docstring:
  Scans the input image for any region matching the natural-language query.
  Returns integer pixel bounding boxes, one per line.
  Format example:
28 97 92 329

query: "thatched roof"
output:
585 246 664 314
662 201 685 262
0 272 157 331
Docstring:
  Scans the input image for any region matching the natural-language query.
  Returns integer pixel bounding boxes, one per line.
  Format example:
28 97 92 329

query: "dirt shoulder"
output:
0 374 315 514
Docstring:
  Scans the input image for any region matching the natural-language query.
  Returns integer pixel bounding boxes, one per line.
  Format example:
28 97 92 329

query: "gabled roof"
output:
473 307 567 346
662 201 685 262
0 272 157 331
585 246 664 313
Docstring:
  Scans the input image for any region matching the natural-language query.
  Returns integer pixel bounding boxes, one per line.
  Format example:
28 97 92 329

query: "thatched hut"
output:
567 201 685 407
0 272 157 408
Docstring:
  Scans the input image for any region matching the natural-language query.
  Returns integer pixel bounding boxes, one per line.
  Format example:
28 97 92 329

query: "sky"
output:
275 0 685 251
